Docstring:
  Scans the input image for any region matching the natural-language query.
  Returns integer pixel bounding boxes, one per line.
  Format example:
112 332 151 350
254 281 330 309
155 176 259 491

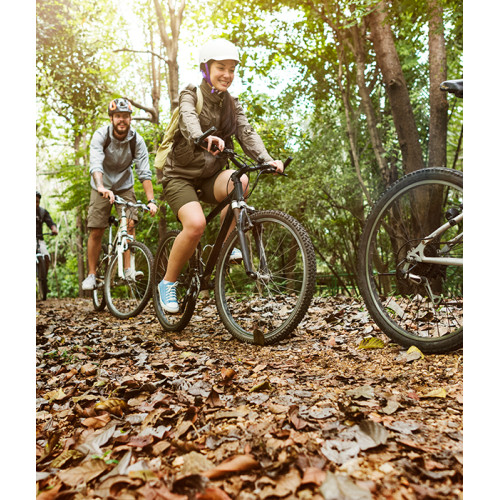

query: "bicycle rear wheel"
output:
152 231 200 332
357 167 463 353
215 210 316 345
92 244 108 311
36 258 48 301
104 240 153 319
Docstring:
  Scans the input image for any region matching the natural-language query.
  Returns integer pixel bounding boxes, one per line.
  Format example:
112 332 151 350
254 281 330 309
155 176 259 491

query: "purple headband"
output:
201 62 221 94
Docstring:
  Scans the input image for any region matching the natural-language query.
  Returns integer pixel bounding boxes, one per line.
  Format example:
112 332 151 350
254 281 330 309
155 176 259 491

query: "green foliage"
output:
36 0 462 297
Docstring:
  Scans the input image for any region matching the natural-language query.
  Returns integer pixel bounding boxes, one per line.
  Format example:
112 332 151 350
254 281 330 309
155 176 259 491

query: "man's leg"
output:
87 227 105 275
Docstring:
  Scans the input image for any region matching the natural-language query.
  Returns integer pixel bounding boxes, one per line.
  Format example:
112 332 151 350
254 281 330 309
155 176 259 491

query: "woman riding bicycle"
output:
157 39 283 313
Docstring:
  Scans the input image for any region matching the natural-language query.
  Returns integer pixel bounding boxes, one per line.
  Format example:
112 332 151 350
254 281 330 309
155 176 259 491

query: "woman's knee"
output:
185 217 206 238
178 202 206 239
241 174 249 195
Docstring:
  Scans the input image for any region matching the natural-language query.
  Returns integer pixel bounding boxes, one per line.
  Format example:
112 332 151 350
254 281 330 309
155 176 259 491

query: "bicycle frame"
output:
104 196 144 280
404 212 463 268
190 150 281 291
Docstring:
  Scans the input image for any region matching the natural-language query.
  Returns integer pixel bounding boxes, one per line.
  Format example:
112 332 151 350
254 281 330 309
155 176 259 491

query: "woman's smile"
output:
210 59 236 92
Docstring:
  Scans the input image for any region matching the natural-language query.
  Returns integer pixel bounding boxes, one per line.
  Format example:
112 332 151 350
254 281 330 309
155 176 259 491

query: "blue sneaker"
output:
158 280 179 313
230 248 243 262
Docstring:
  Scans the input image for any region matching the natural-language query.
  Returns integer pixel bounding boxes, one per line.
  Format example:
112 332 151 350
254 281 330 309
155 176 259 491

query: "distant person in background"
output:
36 190 58 270
82 97 158 291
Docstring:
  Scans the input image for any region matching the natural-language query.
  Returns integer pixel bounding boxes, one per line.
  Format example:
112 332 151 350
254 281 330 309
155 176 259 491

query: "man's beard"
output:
113 122 130 139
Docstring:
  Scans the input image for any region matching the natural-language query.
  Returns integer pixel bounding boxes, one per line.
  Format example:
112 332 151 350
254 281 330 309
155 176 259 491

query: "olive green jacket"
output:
163 79 273 180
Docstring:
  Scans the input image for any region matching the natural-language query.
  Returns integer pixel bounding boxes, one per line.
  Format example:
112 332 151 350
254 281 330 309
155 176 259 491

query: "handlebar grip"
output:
283 157 293 170
194 126 217 146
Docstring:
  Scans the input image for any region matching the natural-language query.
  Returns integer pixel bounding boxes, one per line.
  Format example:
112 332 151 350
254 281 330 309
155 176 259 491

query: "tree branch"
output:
114 47 170 65
124 97 158 124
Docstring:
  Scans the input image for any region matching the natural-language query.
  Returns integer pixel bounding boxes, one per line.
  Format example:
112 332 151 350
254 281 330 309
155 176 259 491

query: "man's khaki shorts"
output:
163 172 221 218
87 187 138 229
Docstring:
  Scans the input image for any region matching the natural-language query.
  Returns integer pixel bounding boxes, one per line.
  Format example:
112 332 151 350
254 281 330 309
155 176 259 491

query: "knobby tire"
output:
92 244 108 311
152 231 201 332
104 240 153 319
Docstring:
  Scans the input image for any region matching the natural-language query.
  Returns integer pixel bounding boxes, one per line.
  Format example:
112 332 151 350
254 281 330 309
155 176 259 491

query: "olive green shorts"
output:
87 187 138 229
163 172 221 218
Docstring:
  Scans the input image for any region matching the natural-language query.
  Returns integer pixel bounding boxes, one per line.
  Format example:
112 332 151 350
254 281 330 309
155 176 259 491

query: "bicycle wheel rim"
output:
215 211 316 344
105 241 153 319
360 169 463 352
152 231 198 331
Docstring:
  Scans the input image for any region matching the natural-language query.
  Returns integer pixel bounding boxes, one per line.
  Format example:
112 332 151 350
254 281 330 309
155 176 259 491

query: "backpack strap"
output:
103 127 112 151
129 132 137 158
103 126 137 158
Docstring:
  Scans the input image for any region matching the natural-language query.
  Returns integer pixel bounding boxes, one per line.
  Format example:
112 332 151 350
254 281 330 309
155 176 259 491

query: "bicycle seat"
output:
439 79 463 97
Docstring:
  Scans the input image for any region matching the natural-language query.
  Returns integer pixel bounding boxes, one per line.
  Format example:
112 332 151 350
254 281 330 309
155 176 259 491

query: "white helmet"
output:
198 39 240 65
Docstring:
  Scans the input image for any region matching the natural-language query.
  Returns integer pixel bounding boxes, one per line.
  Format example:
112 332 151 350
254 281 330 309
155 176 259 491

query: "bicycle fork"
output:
233 202 270 282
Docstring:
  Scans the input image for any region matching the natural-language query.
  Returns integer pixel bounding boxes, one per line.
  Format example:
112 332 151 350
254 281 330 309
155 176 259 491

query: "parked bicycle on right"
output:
357 79 463 354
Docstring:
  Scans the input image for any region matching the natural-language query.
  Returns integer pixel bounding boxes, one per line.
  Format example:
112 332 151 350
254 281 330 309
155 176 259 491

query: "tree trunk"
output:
153 0 185 113
428 0 448 169
367 0 425 175
350 22 395 189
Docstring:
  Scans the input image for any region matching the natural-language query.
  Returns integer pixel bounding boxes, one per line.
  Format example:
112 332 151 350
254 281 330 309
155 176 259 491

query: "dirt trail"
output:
36 297 463 499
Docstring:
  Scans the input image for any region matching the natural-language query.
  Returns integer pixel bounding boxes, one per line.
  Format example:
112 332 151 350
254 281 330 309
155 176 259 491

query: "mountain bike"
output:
36 234 53 301
153 127 317 345
357 79 463 354
92 195 154 319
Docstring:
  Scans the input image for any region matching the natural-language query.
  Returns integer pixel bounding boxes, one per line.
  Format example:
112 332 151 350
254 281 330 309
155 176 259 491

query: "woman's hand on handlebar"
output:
203 136 225 156
268 159 284 174
97 186 115 204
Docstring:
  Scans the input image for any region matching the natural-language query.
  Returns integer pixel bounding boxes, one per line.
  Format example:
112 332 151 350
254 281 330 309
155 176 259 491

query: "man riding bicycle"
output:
82 98 158 291
36 190 58 270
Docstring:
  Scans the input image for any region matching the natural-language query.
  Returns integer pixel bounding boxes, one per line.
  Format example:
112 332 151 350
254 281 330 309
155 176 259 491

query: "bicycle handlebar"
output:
113 194 150 212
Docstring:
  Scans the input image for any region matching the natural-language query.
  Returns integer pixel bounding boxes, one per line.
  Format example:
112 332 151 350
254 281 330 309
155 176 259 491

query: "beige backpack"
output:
154 85 203 180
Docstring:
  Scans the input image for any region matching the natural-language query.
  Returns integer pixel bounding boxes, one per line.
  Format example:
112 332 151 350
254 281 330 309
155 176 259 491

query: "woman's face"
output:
209 59 237 92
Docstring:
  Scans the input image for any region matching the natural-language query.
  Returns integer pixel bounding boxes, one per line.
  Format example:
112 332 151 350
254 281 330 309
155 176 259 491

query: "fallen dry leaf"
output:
203 454 259 479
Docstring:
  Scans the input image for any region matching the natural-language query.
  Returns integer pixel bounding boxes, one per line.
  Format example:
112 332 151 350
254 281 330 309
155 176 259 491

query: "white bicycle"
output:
92 195 154 319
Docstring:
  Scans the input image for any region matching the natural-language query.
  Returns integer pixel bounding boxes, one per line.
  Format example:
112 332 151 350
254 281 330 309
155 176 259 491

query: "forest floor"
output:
36 296 463 500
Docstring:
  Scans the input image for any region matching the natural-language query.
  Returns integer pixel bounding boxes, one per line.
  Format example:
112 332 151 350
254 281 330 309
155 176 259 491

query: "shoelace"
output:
162 282 178 303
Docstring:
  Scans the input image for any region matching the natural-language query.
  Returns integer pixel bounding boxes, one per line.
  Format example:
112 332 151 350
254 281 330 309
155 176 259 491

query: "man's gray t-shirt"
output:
89 125 152 192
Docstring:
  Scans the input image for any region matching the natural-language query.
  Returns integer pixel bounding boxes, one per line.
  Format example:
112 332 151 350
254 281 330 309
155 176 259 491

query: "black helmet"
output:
108 98 133 116
36 191 41 199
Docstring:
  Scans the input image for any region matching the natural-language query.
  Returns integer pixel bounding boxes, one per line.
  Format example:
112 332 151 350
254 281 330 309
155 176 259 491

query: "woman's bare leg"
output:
163 201 206 282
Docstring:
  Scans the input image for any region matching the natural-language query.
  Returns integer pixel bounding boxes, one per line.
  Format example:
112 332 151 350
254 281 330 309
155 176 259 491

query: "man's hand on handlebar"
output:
97 186 115 204
147 201 158 216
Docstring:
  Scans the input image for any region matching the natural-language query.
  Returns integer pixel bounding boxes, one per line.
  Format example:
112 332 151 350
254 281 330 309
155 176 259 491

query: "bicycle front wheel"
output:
152 231 199 332
104 240 153 319
92 244 108 311
215 210 316 345
357 167 463 353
